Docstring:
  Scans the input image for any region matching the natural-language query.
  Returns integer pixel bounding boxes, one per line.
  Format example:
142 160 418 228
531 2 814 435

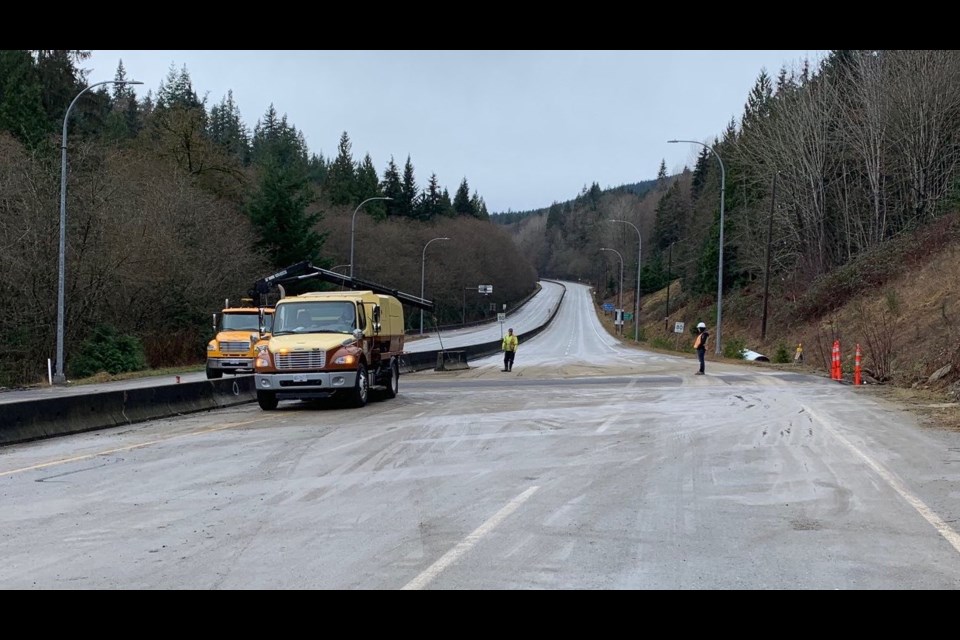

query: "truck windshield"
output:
273 302 356 334
222 313 260 331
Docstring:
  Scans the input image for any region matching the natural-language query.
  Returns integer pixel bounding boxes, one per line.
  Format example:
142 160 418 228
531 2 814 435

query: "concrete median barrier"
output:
0 376 258 446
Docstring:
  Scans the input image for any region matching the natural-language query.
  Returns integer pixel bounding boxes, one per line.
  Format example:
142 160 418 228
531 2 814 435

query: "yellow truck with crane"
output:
248 262 433 410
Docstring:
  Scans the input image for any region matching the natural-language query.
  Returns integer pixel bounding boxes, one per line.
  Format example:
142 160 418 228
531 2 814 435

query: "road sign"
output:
624 312 633 321
478 285 493 294
674 321 685 334
497 313 506 323
602 303 614 312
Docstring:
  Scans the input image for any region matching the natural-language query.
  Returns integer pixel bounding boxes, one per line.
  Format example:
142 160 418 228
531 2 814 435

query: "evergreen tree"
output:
156 63 203 111
247 159 324 268
32 50 88 131
356 153 387 219
652 181 686 250
251 105 306 169
741 70 773 133
248 103 320 267
656 158 669 192
307 152 328 187
691 146 711 200
0 50 48 147
399 155 418 218
453 178 474 216
146 64 215 176
208 90 250 165
470 191 489 219
440 187 455 217
418 173 444 220
102 60 139 141
356 153 381 200
326 131 357 206
546 201 563 230
587 182 602 209
380 156 403 217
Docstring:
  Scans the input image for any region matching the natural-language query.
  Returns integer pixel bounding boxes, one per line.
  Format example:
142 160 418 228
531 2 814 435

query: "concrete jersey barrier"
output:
1 376 257 446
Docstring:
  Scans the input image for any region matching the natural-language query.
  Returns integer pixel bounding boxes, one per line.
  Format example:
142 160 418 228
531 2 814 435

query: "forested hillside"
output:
495 50 960 400
0 51 536 386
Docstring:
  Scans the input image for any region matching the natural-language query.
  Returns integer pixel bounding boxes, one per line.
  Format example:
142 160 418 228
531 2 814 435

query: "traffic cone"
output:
836 340 842 381
831 340 840 380
854 344 862 386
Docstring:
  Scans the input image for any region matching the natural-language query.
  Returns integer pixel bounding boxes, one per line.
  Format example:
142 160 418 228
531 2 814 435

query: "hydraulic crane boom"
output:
250 262 434 312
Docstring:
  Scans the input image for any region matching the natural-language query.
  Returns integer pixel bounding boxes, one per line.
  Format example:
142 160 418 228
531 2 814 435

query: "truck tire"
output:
257 391 278 410
350 363 369 408
206 363 223 379
384 359 399 399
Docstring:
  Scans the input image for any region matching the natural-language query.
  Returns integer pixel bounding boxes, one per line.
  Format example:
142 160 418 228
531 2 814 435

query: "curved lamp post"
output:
600 247 624 336
420 237 450 334
54 79 143 385
349 196 393 278
609 219 641 341
668 139 725 355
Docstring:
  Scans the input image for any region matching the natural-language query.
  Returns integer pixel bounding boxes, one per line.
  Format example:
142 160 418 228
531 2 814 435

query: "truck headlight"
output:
207 341 217 352
334 354 357 365
255 350 272 368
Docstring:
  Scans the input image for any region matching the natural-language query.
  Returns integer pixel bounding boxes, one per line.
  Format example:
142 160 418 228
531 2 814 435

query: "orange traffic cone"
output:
831 340 840 380
854 344 862 386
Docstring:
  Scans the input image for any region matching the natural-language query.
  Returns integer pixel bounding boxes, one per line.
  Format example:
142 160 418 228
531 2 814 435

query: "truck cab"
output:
206 305 274 379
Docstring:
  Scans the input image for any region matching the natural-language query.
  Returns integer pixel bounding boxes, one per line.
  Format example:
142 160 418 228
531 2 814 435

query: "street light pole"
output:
420 237 450 335
349 197 392 278
668 139 726 355
600 247 624 336
609 219 641 341
54 79 143 385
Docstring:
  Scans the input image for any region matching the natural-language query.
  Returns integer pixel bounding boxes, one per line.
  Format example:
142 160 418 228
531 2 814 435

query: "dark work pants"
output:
697 348 705 373
504 351 515 371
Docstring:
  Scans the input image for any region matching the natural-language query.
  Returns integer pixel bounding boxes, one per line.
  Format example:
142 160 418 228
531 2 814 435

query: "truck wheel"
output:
257 391 278 410
206 364 223 379
350 363 369 407
384 359 399 399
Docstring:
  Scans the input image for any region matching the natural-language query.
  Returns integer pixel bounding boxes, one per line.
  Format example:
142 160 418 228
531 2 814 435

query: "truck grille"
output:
220 341 250 352
275 351 326 369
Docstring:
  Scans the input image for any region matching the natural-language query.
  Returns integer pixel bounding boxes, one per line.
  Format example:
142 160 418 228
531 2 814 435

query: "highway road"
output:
2 281 959 589
0 280 565 405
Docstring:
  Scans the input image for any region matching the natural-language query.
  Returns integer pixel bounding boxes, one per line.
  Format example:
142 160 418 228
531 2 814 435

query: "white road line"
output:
401 485 540 590
805 405 960 555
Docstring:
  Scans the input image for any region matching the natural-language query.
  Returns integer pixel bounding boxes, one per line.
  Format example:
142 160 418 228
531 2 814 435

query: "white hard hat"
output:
697 322 706 329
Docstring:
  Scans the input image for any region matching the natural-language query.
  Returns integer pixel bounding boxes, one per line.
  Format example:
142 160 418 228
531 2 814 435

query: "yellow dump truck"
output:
206 303 274 379
248 262 432 410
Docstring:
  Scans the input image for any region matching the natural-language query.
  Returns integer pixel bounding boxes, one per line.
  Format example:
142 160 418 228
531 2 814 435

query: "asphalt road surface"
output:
2 281 959 589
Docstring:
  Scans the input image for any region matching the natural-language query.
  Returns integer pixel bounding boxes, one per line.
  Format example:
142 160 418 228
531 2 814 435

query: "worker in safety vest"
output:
502 327 518 372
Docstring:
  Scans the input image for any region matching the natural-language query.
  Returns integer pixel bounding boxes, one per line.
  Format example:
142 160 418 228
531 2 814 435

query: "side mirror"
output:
250 332 260 344
212 313 217 333
372 305 381 335
352 328 363 340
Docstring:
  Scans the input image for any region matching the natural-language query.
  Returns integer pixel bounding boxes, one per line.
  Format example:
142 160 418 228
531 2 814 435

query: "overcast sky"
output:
85 50 824 214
